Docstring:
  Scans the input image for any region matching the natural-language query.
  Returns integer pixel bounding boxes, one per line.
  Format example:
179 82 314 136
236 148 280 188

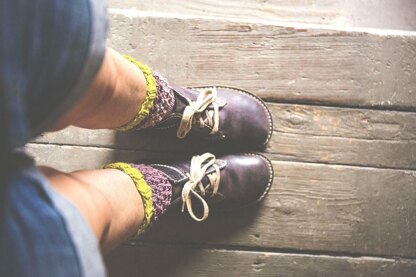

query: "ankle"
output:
114 55 175 131
103 162 172 235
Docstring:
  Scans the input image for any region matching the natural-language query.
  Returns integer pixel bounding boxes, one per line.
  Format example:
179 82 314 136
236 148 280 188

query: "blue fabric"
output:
0 154 106 277
1 159 83 277
0 0 106 145
0 0 108 276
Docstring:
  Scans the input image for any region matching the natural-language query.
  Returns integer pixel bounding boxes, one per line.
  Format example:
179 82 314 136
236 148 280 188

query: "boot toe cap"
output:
217 87 273 146
216 153 274 210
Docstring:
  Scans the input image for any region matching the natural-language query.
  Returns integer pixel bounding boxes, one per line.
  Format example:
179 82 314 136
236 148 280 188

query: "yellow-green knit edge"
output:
115 55 157 131
103 162 154 235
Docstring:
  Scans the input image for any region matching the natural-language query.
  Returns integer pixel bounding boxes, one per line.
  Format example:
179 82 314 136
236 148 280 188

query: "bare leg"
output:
41 47 159 252
53 48 148 130
39 166 144 253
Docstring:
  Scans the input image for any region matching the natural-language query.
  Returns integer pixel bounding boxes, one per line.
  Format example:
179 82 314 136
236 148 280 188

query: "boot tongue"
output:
173 92 189 114
171 86 194 114
150 159 227 205
172 87 216 136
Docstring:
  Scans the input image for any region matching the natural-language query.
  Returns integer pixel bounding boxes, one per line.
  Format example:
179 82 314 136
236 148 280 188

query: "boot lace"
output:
177 89 220 139
181 153 221 222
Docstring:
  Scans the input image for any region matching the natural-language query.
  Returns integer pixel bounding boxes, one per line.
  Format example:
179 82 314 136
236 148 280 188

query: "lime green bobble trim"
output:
104 162 154 235
115 55 158 131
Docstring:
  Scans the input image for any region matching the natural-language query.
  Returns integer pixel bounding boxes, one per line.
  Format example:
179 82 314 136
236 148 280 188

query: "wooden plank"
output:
272 104 416 140
106 244 416 277
268 105 416 168
33 104 416 169
107 11 416 110
269 132 416 169
108 0 416 30
27 144 416 258
26 143 185 172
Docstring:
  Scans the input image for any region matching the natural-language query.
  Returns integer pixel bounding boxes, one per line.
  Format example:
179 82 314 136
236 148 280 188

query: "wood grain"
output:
108 0 416 30
26 143 183 172
108 12 416 110
33 104 416 169
106 244 416 277
272 104 416 140
269 104 416 169
26 144 416 258
26 6 416 272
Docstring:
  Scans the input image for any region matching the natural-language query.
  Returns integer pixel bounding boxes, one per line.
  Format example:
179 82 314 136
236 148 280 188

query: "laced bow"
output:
181 153 221 222
177 89 220 139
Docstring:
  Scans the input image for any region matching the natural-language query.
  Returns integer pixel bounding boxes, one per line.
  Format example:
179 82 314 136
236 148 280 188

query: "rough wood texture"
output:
106 244 416 277
26 144 416 258
33 104 416 169
269 104 416 169
27 4 416 274
26 143 182 172
108 12 416 110
109 0 416 30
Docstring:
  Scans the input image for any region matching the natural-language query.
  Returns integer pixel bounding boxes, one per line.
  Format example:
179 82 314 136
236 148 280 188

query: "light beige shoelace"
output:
177 88 220 139
181 153 221 222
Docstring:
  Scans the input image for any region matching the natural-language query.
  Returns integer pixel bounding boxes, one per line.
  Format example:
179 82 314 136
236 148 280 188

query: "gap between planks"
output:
105 243 416 277
267 100 416 113
129 240 416 262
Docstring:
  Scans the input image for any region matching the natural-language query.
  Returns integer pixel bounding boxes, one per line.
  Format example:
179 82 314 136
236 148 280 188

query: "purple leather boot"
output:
148 152 273 222
145 86 273 149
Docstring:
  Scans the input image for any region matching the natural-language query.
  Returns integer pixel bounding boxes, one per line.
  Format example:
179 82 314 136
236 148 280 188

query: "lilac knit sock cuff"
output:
138 71 175 129
130 164 172 221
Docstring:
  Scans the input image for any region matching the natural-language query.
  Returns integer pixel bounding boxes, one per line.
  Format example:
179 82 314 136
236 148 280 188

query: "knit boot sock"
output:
115 55 175 131
104 162 172 235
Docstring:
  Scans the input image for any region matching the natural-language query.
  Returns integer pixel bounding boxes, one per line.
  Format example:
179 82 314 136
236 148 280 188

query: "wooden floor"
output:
28 1 416 276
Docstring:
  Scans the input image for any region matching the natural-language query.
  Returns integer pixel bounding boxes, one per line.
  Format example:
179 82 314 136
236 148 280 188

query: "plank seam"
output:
269 102 416 115
269 156 416 171
130 240 416 262
271 159 416 172
272 130 416 143
265 100 416 114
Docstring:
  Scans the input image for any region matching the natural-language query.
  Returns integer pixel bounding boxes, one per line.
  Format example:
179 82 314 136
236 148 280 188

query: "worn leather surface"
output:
150 86 273 149
150 153 274 213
